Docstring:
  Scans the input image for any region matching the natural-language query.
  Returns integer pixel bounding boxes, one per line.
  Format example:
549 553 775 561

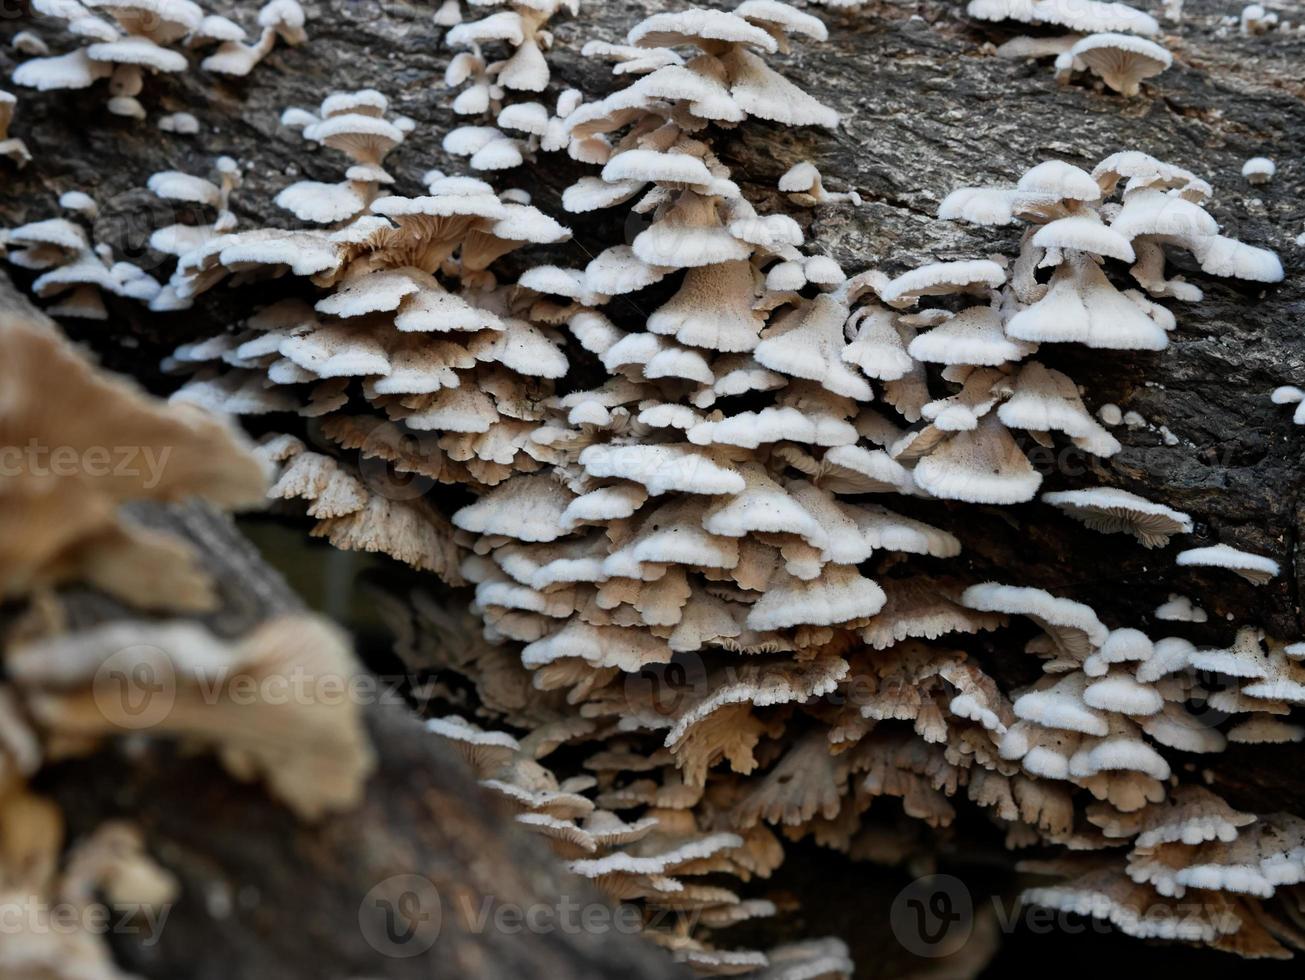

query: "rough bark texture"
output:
47 701 689 980
2 1 1305 975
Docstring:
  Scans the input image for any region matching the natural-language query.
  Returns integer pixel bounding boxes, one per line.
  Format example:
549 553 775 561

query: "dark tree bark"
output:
45 696 689 980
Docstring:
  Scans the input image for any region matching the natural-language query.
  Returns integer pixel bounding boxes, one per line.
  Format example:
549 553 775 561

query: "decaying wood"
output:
44 704 687 980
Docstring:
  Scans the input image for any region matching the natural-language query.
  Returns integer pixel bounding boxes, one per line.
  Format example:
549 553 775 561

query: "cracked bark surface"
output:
1 1 1304 976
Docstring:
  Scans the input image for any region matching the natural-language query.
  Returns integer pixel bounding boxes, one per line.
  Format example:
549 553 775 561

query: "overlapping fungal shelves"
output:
143 1 1301 971
426 14 1299 967
440 0 580 171
839 153 1297 952
425 713 855 975
2 191 163 319
966 0 1176 95
11 0 307 118
155 90 572 583
2 0 1303 974
927 151 1283 511
144 155 243 309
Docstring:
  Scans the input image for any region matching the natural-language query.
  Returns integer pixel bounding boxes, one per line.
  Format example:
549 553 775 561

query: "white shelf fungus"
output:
967 0 1160 35
1057 33 1172 97
13 1 306 118
1272 385 1305 425
1240 3 1279 34
4 192 164 318
1176 543 1280 585
969 1 1173 96
1242 156 1276 185
1041 488 1193 548
1155 593 1208 623
779 161 861 206
62 4 1302 970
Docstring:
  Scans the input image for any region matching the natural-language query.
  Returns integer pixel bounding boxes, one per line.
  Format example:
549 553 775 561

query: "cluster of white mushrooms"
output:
12 0 306 119
112 1 1300 968
441 0 580 171
3 0 1303 973
1 191 164 319
969 0 1174 96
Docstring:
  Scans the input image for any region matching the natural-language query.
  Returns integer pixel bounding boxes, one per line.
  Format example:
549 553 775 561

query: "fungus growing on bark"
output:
1041 488 1192 548
966 0 1160 35
32 3 1294 972
441 0 577 170
1242 157 1275 185
4 193 164 318
1176 544 1280 585
1155 593 1209 623
912 415 1043 503
939 152 1281 371
1272 385 1305 425
778 162 860 206
12 30 49 56
152 95 575 573
271 89 410 225
0 307 265 609
422 714 802 970
12 1 303 118
14 2 194 117
966 1 1170 94
1057 34 1172 96
147 156 242 276
157 109 199 133
12 614 375 820
196 0 308 77
1240 3 1279 34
